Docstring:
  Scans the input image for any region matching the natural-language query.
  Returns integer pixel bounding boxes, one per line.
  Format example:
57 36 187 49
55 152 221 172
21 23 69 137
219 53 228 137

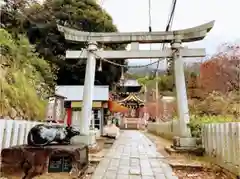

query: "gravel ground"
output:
173 167 230 179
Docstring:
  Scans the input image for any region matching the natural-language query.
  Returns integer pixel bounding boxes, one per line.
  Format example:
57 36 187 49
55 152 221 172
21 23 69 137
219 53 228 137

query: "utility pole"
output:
155 0 177 123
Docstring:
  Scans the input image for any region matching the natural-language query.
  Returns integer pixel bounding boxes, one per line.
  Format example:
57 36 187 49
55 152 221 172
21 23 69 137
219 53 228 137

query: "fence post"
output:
229 123 236 166
24 121 32 144
201 124 206 149
0 119 6 151
215 124 221 160
219 124 224 162
235 123 240 170
224 123 230 164
207 124 212 156
11 120 21 146
4 120 14 148
18 121 26 145
212 124 217 157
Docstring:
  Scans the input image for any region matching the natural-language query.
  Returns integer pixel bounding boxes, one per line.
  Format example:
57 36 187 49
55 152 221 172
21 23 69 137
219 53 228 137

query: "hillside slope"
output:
0 29 55 120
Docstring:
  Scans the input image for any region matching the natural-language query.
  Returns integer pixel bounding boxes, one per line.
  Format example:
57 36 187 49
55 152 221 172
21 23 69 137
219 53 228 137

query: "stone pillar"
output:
80 41 98 135
71 41 98 146
163 101 167 121
155 81 159 123
171 40 192 138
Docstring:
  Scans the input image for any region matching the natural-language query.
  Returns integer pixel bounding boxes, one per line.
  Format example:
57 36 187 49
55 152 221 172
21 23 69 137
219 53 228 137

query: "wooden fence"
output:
0 119 42 151
202 122 240 175
147 121 240 175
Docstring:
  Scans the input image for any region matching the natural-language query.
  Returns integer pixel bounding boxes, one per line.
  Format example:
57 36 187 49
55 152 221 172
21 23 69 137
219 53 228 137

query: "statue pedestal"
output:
70 130 97 147
1 144 88 178
173 136 197 149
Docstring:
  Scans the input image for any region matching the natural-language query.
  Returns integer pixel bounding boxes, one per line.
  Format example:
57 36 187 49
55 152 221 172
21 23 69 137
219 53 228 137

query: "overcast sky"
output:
100 0 240 68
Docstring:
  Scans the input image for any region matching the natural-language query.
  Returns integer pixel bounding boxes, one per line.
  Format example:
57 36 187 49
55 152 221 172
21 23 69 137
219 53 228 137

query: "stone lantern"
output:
46 94 66 123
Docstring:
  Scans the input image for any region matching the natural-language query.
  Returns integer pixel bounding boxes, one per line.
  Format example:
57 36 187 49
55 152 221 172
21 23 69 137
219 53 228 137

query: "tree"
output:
1 0 127 87
199 44 240 94
0 28 55 119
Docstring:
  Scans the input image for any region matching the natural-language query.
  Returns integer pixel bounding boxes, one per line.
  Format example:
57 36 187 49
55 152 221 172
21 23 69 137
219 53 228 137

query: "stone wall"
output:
147 120 180 140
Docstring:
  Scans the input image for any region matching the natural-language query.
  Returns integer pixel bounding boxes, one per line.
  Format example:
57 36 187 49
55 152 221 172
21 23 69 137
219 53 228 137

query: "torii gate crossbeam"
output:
58 21 214 44
58 21 215 145
66 48 206 59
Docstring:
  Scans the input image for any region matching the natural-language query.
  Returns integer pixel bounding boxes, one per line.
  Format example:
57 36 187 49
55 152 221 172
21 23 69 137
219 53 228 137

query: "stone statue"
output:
27 124 80 146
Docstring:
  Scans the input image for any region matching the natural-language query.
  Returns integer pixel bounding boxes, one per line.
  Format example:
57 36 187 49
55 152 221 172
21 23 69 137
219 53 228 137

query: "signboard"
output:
102 102 108 108
48 155 72 173
71 101 102 108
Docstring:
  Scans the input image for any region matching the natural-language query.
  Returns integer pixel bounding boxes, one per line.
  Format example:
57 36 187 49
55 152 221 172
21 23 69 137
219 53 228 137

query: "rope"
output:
92 51 165 68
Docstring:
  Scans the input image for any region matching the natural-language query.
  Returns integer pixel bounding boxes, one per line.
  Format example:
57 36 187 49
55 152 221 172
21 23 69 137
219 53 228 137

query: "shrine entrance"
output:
58 20 214 141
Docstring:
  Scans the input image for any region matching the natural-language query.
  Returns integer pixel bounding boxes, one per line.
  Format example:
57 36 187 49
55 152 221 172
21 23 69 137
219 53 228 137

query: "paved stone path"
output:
91 130 178 179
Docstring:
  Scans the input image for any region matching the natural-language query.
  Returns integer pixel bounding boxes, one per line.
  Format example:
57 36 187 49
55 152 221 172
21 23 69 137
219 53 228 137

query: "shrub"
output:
188 115 236 138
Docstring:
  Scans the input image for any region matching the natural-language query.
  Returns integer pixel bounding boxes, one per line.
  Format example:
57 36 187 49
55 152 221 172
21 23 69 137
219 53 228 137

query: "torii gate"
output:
58 21 214 143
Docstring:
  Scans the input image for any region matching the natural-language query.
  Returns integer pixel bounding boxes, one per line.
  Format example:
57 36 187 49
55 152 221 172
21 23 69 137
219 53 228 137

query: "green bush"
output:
188 115 236 138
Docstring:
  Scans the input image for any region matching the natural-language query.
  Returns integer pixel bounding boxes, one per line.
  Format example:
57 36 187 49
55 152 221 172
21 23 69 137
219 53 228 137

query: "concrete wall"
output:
147 120 180 139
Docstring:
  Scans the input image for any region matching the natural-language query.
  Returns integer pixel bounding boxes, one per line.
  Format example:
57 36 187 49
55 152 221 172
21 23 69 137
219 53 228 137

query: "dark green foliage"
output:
1 0 127 87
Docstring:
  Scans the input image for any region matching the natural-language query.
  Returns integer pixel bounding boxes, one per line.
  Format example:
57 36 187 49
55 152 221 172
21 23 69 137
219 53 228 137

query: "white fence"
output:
147 120 180 139
0 119 42 151
202 122 240 175
148 121 240 175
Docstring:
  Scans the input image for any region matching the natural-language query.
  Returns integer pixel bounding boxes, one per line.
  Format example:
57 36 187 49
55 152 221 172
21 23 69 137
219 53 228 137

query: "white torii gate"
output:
58 21 214 144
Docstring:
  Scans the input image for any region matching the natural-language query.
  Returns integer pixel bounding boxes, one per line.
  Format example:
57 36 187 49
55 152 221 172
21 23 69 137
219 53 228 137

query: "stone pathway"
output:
91 130 178 179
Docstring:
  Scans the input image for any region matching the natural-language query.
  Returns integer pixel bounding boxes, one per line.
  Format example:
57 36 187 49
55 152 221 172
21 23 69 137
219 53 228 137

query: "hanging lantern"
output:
98 48 103 72
98 59 102 71
120 66 124 81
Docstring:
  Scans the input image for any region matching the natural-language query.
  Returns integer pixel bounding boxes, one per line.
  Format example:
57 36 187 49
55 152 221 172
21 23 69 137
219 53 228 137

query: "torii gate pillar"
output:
81 41 98 135
71 41 98 146
172 40 191 138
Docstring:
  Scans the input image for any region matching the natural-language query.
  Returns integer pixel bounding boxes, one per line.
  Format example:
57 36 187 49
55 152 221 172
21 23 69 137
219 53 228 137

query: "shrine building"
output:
116 79 145 129
55 85 109 134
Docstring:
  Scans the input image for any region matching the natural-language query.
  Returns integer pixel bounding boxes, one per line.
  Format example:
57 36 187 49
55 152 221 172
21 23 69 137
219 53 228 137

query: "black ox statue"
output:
27 124 80 146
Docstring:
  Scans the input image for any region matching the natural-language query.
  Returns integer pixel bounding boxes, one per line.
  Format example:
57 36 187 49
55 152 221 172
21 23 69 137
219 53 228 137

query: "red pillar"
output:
66 108 72 126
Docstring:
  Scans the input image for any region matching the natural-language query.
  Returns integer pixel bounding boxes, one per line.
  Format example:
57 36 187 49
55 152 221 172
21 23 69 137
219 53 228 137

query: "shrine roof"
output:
118 93 144 106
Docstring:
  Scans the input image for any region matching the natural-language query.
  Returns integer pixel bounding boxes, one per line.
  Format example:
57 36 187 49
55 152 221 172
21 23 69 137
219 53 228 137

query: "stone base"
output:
166 146 205 156
170 136 204 156
173 136 197 148
1 144 88 179
71 133 96 146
